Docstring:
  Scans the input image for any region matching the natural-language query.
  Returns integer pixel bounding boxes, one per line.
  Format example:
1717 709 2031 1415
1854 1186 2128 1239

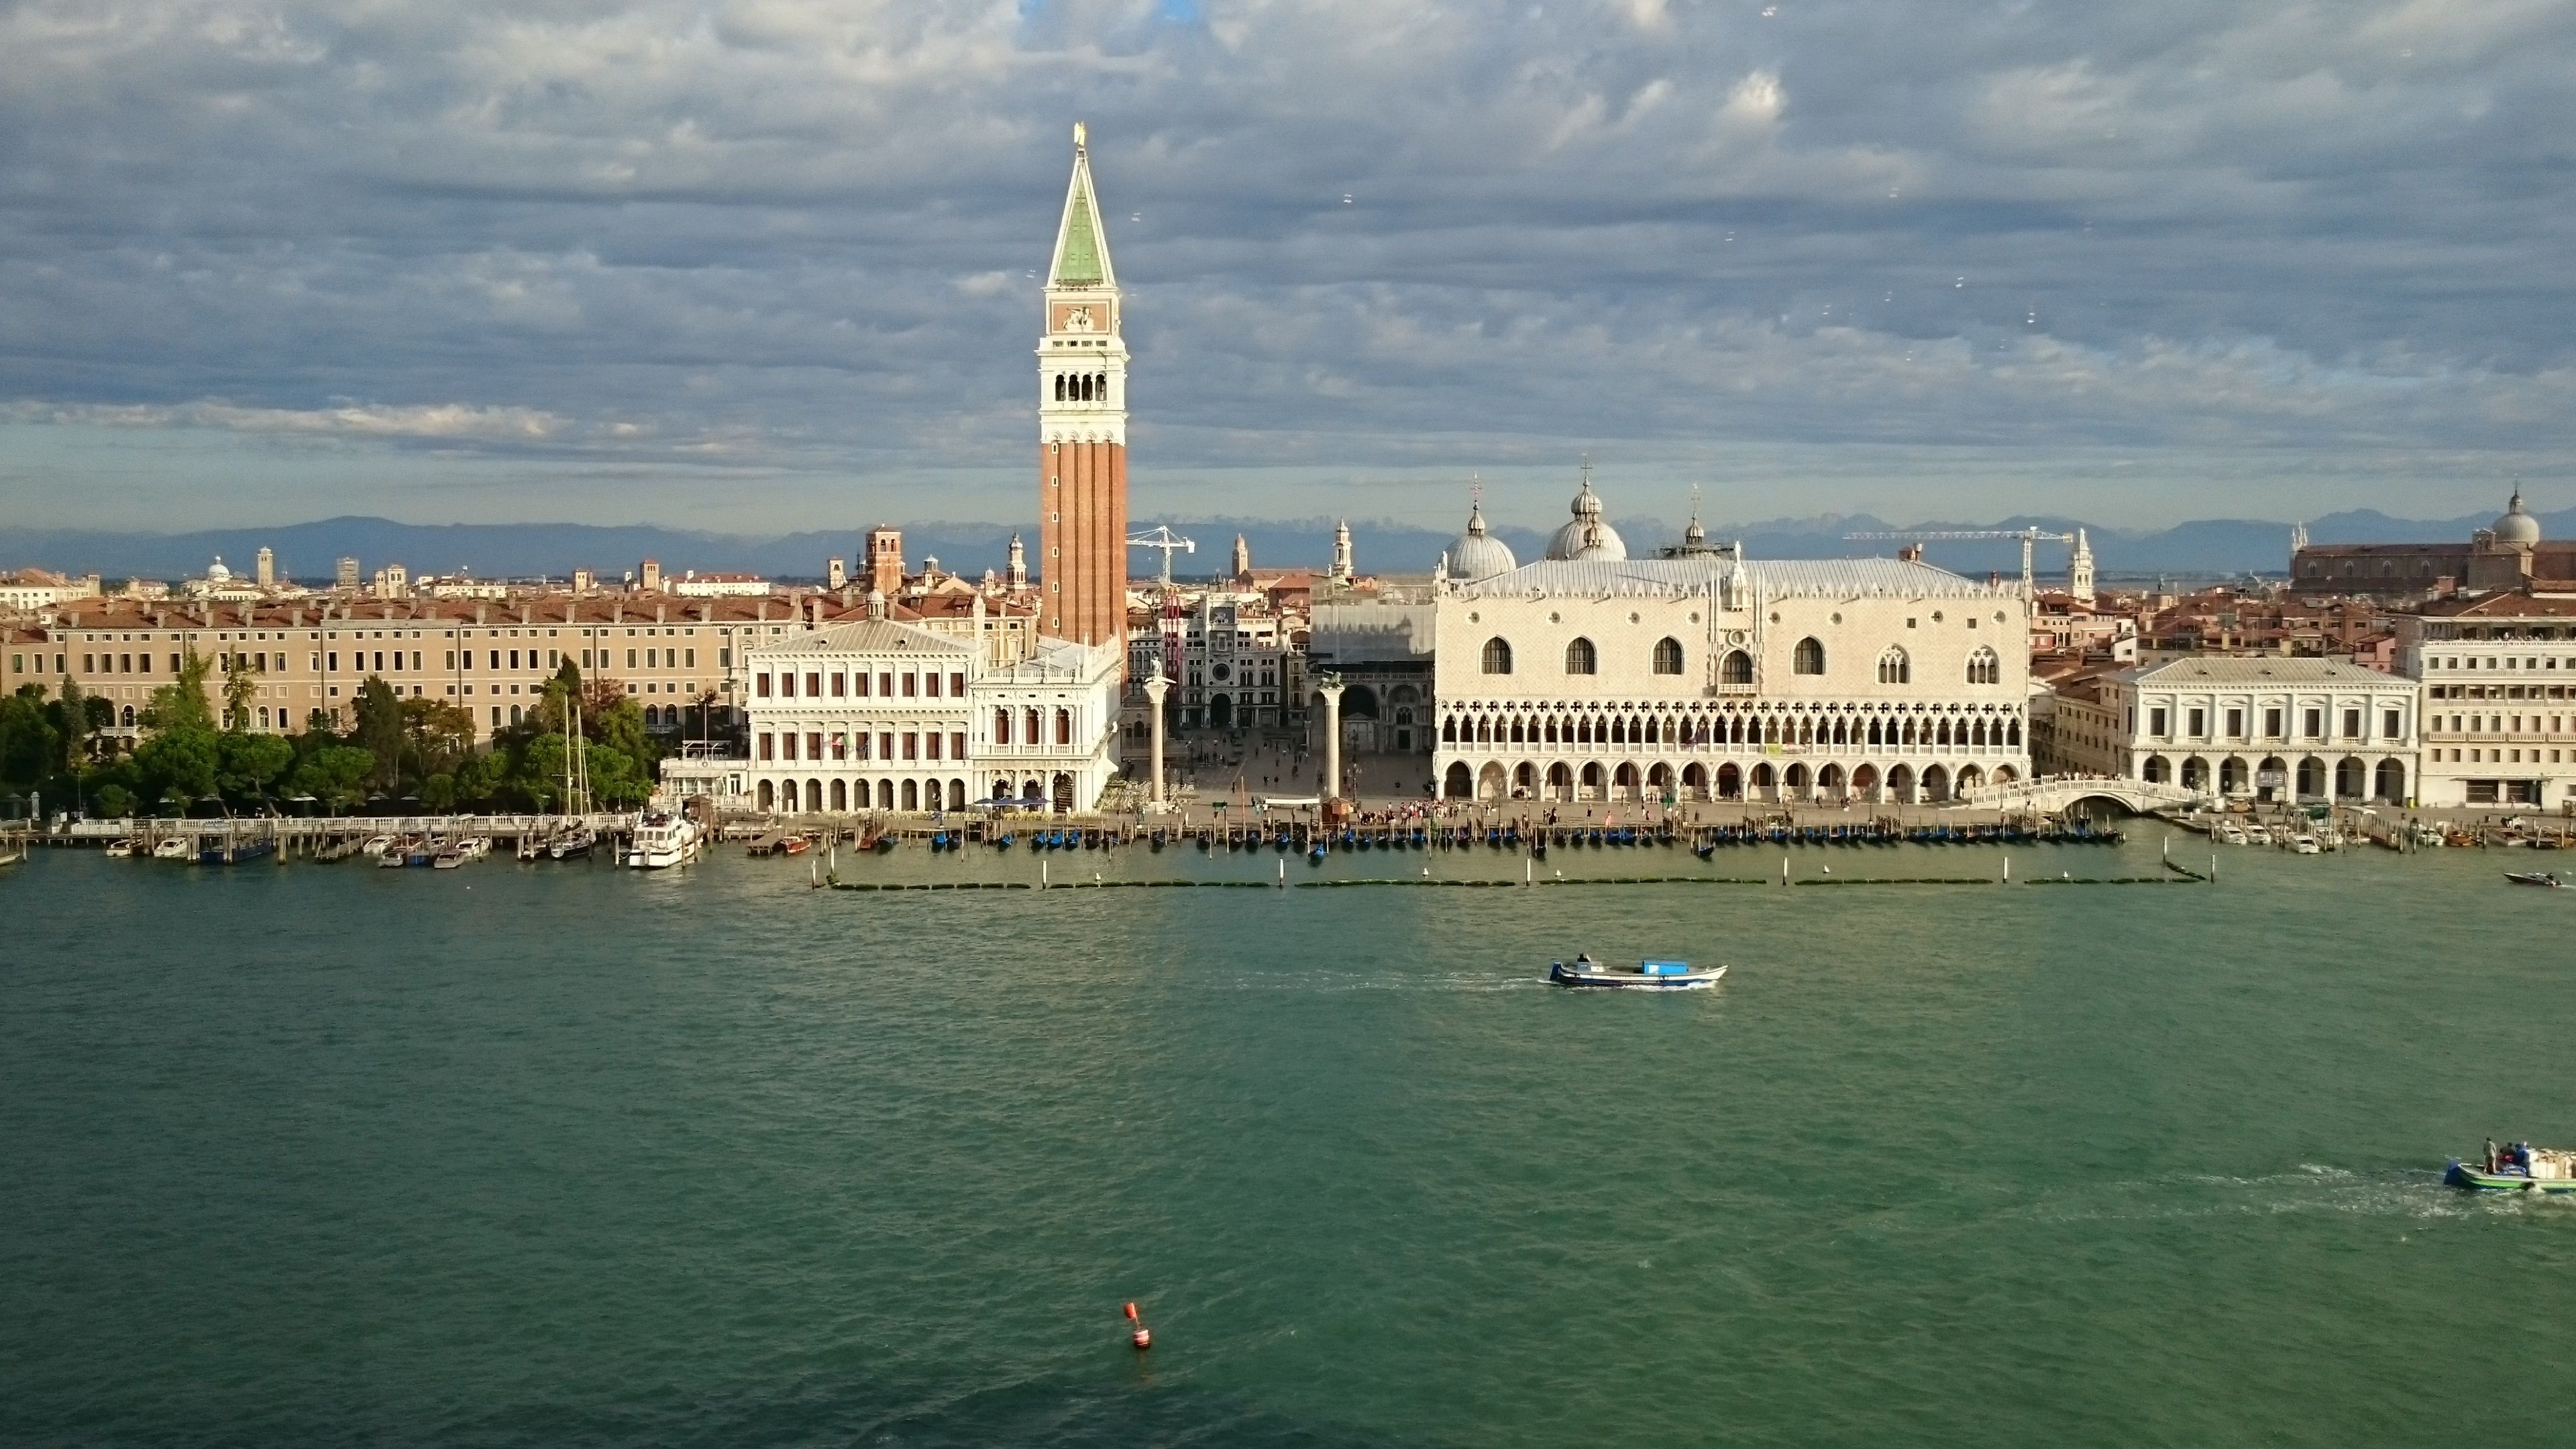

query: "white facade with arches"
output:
1430 553 2032 805
2063 656 2420 805
741 618 1122 816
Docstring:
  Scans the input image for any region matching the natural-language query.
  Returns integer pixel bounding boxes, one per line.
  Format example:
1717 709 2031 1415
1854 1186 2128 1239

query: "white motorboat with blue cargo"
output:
1547 955 1726 990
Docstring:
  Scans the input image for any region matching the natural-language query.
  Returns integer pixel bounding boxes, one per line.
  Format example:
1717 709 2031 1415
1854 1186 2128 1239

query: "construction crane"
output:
1127 525 1197 588
1842 527 2074 592
1127 525 1196 690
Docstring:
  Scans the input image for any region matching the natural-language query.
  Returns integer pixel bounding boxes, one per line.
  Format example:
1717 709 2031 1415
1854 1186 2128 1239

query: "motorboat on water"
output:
152 835 193 860
2504 871 2563 888
626 809 705 869
1546 956 1727 990
547 827 595 861
103 838 136 858
2449 1142 2576 1193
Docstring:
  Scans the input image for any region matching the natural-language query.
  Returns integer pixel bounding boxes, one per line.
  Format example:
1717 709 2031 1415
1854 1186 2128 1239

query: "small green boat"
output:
2447 1142 2576 1192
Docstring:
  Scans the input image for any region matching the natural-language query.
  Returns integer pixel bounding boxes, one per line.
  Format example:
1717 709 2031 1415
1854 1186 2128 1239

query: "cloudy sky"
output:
2 0 2570 539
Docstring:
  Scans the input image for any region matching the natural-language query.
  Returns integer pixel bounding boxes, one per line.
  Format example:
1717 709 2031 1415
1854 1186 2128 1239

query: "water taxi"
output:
1546 957 1726 990
2448 1142 2576 1192
2504 871 2563 888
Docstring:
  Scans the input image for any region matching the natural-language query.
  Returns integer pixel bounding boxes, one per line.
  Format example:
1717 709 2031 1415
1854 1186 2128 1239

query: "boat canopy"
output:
1639 961 1693 976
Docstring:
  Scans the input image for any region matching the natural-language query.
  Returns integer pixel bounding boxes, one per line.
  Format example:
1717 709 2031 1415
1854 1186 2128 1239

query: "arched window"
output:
1564 637 1597 675
1719 649 1753 685
995 708 1013 745
1096 373 1108 401
1793 637 1825 675
1055 708 1073 745
1442 716 1458 743
1966 647 2000 685
1877 647 1910 684
1054 375 1065 401
1652 637 1683 675
1482 637 1513 674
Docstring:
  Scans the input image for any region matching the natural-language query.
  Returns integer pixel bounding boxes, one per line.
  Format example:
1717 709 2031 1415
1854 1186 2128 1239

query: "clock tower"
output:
1038 121 1128 653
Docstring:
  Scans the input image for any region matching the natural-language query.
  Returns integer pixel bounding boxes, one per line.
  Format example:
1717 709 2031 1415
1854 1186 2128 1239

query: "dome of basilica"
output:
1543 474 1627 561
1446 499 1519 582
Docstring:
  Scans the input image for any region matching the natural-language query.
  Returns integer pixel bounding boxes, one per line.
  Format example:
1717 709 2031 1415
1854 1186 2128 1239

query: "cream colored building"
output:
1430 482 2031 804
740 616 1122 816
2397 588 2576 807
2070 656 2419 803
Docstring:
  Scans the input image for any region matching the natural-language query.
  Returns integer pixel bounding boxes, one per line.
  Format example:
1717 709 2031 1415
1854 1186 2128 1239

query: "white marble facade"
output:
1432 496 2031 805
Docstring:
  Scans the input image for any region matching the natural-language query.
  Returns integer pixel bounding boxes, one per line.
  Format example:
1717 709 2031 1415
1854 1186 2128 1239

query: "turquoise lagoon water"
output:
4 836 2573 1446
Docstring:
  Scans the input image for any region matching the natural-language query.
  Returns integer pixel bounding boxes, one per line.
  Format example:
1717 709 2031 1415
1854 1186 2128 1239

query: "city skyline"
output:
3 2 2571 535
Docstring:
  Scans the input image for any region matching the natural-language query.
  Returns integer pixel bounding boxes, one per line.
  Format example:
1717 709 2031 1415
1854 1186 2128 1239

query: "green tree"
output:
133 722 221 806
142 649 213 731
418 773 457 812
221 653 258 730
352 678 404 790
584 739 653 808
513 732 569 812
594 696 651 762
401 698 476 776
453 748 511 808
49 679 93 772
0 686 60 788
216 731 294 802
93 783 134 818
288 745 375 812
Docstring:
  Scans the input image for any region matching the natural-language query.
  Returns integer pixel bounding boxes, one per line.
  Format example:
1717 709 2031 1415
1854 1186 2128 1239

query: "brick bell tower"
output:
1038 121 1128 655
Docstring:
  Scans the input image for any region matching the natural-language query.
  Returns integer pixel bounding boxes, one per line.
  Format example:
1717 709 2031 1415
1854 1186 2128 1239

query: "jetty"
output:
35 813 641 861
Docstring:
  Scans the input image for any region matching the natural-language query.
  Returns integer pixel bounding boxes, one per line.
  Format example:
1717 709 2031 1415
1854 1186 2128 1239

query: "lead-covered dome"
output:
2493 489 2542 547
1544 474 1627 561
1447 499 1518 582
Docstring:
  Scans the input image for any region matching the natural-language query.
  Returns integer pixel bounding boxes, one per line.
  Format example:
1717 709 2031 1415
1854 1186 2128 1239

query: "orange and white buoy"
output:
1124 1300 1151 1350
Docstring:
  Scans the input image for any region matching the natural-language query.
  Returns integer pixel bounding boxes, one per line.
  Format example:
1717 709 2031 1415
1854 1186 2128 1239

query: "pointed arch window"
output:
1877 647 1911 685
1564 637 1597 675
1652 637 1684 675
1792 637 1826 675
1481 637 1513 675
1966 646 2000 686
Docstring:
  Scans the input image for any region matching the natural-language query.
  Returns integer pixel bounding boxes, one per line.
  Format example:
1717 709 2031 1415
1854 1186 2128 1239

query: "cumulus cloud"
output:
0 0 2569 531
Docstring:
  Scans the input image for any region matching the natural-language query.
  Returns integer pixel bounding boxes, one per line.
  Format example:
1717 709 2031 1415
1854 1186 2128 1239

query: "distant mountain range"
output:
1 505 2551 586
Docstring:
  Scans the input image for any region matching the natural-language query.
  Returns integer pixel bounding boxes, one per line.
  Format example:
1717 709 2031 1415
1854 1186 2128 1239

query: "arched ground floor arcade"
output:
1434 752 2027 805
2134 751 2412 806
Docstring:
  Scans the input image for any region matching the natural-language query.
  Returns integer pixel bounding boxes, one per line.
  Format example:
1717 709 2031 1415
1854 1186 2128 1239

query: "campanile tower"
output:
1037 121 1128 651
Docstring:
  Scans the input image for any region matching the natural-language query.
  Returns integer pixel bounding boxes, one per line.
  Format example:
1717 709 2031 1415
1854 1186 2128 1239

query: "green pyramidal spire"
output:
1049 123 1114 289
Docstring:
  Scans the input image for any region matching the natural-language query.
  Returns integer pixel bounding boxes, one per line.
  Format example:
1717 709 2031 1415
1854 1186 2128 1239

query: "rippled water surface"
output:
7 836 2575 1446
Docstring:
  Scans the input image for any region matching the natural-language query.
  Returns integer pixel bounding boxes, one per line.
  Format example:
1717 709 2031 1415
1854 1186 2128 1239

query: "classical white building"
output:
2396 587 2576 807
1431 479 2033 804
2059 656 2420 803
741 615 1122 816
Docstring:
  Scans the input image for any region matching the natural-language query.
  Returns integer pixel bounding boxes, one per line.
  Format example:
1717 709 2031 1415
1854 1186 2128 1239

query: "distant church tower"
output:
1230 533 1251 586
2069 528 2096 604
1330 519 1354 582
1037 121 1128 651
